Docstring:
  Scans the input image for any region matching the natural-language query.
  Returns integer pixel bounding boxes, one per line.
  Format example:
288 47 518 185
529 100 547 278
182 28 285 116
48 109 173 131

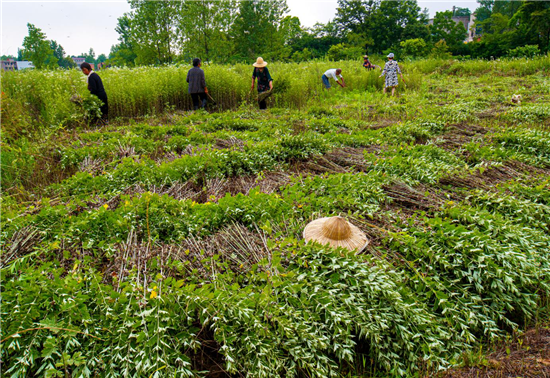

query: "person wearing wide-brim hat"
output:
251 57 273 110
363 55 380 71
379 53 405 96
303 216 369 252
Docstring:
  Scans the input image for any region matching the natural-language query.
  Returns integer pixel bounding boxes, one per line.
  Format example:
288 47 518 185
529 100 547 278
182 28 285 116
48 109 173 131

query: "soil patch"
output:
441 326 550 378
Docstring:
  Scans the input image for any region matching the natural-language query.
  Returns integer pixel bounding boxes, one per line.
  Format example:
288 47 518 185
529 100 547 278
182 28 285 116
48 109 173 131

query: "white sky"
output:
1 0 478 57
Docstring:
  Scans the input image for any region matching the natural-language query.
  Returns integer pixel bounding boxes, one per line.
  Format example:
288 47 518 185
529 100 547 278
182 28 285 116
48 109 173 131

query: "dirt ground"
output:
441 326 550 378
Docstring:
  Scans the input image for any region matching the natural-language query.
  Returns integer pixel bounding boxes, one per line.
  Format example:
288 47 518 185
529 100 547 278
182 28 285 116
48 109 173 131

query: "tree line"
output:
7 0 549 69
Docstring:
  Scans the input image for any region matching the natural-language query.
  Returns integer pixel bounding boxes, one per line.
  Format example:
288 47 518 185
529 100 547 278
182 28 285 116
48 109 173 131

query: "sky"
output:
1 0 479 58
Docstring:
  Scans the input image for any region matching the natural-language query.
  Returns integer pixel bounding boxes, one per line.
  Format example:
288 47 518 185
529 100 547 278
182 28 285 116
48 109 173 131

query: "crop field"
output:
1 57 550 377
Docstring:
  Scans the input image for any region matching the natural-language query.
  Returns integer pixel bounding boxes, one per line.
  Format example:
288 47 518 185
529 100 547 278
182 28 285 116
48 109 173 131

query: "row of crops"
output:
1 58 550 377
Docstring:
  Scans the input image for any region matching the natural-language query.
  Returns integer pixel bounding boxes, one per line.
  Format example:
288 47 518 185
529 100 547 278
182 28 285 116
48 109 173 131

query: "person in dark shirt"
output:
80 62 108 124
251 57 273 110
363 55 380 71
186 58 208 110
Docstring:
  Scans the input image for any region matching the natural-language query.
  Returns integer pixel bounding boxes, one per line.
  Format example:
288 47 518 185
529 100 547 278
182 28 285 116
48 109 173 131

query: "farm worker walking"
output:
187 58 208 110
251 57 273 110
80 62 108 124
363 55 380 70
322 68 346 90
379 53 404 96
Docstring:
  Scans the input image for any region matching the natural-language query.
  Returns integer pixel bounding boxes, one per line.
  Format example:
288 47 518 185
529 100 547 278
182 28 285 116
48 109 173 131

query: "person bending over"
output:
80 62 108 124
251 57 273 110
322 68 346 90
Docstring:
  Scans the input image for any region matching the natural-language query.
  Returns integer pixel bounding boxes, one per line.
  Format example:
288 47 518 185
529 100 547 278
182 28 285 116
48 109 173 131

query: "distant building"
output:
16 61 34 70
466 14 477 42
72 57 86 67
1 59 17 71
428 12 477 42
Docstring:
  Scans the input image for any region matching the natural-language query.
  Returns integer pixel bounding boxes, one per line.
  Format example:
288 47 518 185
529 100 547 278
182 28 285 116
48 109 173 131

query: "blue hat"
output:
387 53 394 58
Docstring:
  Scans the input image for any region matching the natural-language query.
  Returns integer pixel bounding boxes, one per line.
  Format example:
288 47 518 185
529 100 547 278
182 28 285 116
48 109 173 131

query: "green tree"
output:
59 56 77 69
430 11 467 52
127 0 181 64
453 6 471 17
289 22 343 59
371 0 427 52
335 0 428 53
400 38 427 56
178 0 237 63
81 48 96 63
510 1 550 53
21 23 55 69
109 14 138 66
335 0 380 38
232 0 289 61
97 54 107 64
50 40 65 61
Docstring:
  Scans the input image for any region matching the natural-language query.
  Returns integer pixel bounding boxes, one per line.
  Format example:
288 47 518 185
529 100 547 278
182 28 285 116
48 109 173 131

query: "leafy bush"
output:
507 45 540 58
400 38 428 57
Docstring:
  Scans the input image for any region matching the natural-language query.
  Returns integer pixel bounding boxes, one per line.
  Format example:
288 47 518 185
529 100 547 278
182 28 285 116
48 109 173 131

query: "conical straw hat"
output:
303 216 368 252
253 57 268 67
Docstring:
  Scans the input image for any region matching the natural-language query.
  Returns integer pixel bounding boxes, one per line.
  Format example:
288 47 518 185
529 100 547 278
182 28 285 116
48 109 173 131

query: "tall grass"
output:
2 55 548 141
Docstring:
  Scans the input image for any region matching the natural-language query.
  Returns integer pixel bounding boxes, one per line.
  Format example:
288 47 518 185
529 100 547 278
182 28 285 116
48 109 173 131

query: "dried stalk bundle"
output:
383 182 443 210
214 136 245 150
1 227 42 268
257 90 273 102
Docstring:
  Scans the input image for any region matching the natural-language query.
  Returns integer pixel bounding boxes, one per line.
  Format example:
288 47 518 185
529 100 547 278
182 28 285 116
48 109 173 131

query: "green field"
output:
1 57 550 377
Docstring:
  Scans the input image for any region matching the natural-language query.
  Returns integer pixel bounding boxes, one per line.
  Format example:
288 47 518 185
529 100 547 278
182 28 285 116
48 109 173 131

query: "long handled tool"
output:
206 92 217 105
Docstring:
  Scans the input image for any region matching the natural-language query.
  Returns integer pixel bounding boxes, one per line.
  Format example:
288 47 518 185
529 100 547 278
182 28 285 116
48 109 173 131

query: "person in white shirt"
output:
321 68 346 90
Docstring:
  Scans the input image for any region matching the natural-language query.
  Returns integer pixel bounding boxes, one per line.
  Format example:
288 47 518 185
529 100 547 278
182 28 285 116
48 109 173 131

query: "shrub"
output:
507 45 540 58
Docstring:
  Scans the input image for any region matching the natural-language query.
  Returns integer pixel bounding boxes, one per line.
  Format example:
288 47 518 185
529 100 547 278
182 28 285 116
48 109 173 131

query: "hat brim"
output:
303 217 368 252
253 62 268 67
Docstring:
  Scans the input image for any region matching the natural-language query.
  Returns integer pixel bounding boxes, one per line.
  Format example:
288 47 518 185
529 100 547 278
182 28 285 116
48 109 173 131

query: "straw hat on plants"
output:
253 57 268 67
303 216 368 252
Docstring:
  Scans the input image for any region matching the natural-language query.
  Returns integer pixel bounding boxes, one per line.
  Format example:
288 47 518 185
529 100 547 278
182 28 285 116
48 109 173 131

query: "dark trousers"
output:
100 102 108 120
259 99 267 110
191 93 207 110
258 90 267 110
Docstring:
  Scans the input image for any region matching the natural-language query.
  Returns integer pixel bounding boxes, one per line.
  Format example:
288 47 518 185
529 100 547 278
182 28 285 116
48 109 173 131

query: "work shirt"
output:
323 69 342 82
363 59 374 70
252 67 272 93
186 66 207 94
87 72 108 103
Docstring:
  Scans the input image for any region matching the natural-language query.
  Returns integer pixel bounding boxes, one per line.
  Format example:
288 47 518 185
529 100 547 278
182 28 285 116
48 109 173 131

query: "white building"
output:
15 61 34 70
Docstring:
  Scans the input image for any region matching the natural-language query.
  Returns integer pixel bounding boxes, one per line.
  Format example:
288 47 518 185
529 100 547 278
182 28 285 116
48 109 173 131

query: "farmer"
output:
251 57 273 110
322 68 346 90
80 62 108 123
379 53 404 96
186 58 208 110
363 55 380 70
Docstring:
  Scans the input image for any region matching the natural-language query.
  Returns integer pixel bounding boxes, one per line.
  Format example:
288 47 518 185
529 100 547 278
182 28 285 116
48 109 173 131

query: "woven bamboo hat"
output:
303 216 368 252
253 57 268 67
